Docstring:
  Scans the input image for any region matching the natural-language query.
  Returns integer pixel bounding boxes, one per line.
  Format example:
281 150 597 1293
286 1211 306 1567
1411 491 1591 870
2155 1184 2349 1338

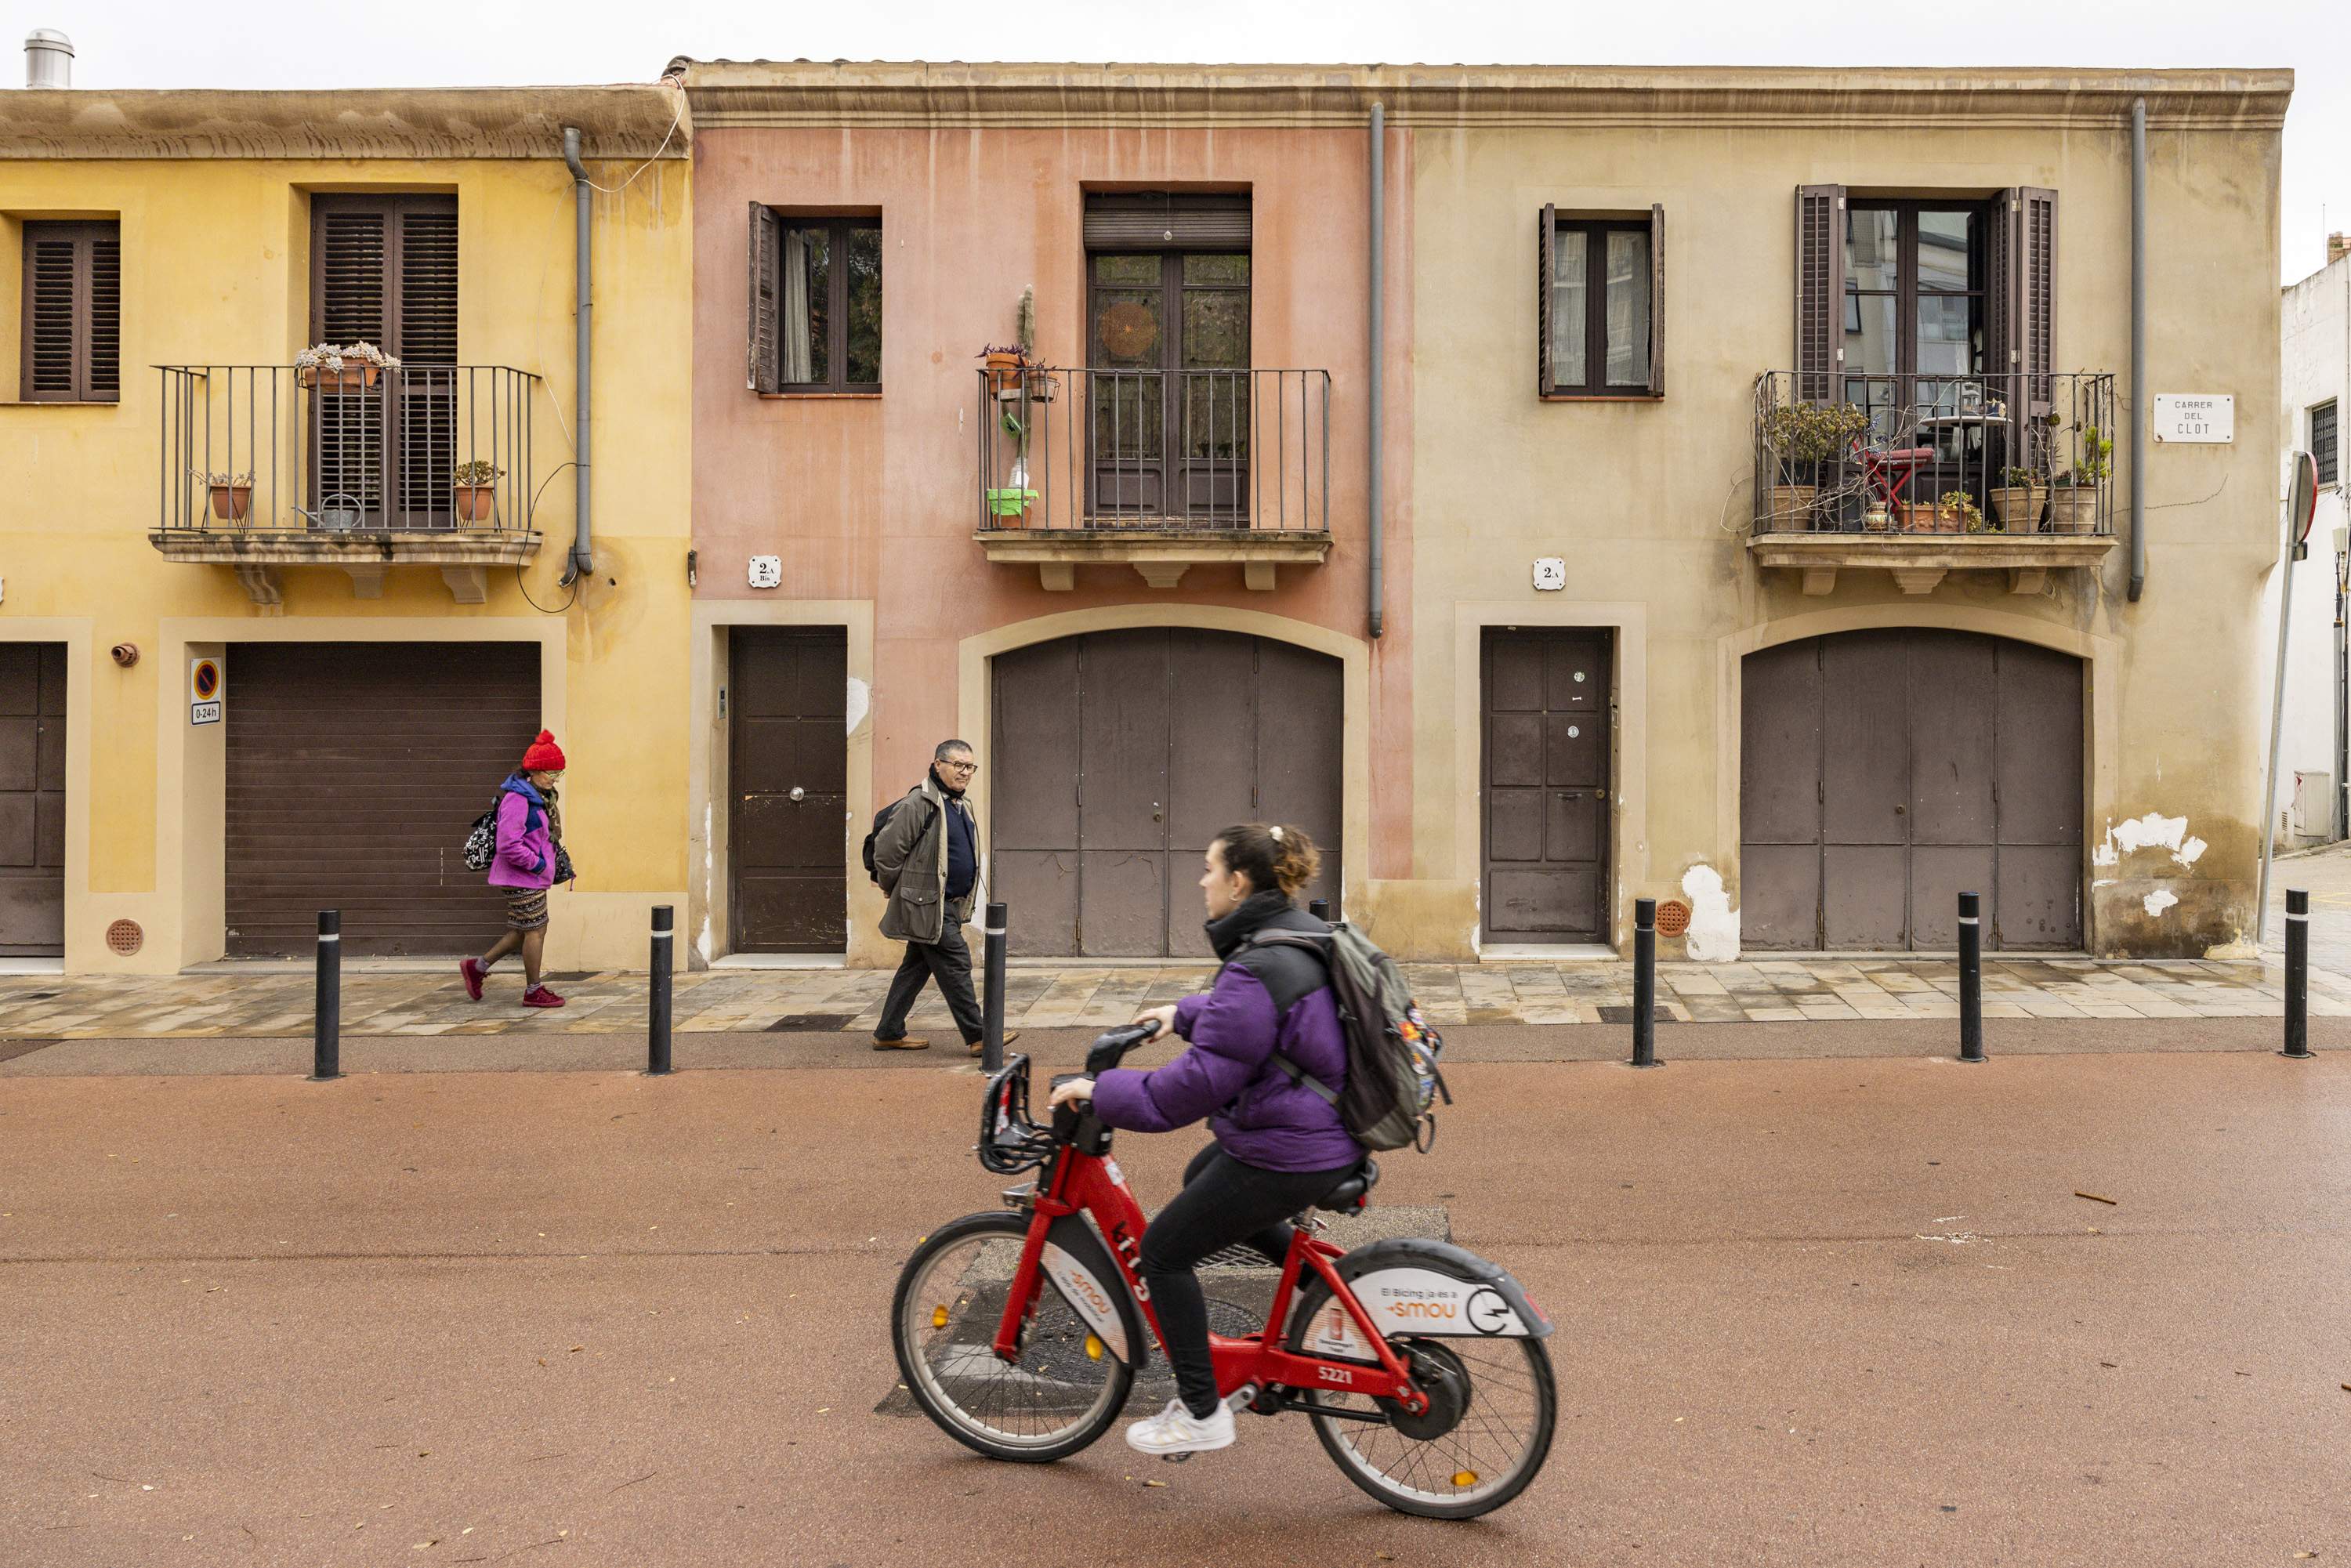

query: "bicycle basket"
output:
976 1053 1055 1175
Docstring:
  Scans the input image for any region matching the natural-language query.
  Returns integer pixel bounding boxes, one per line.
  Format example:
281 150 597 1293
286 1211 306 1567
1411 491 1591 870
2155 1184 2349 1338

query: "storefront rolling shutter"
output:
1081 193 1252 252
1794 184 1846 403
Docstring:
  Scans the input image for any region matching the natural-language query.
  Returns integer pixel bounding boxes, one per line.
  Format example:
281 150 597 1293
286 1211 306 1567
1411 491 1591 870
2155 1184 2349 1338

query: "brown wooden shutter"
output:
20 221 118 404
747 201 780 393
1984 192 2015 403
1647 203 1666 398
1794 184 1846 402
2017 187 2057 417
1537 205 1555 397
1082 193 1251 252
310 196 457 525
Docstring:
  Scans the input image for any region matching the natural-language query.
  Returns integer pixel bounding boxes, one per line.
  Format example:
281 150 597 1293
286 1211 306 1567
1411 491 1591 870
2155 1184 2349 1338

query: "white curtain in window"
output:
1552 235 1588 388
781 228 814 383
1604 230 1650 387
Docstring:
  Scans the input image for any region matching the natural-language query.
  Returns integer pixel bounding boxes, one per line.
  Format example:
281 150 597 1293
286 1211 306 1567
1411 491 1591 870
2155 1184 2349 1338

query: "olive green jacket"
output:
873 773 976 944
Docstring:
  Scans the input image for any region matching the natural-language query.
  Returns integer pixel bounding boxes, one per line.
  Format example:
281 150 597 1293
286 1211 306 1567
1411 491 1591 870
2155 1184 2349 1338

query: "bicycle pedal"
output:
1161 1452 1194 1465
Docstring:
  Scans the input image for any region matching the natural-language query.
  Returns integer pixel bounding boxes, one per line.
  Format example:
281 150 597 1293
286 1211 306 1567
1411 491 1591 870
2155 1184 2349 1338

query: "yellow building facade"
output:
0 87 693 973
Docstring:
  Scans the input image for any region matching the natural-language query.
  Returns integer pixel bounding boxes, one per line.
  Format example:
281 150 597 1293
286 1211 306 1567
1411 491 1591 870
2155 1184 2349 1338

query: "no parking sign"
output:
190 656 223 726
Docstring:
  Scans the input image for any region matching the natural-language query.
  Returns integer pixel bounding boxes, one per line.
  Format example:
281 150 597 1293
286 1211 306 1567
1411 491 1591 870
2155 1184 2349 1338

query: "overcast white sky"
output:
18 0 2347 283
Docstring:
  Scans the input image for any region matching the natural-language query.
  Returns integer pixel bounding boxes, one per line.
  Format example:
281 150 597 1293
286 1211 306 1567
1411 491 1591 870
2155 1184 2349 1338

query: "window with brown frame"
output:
19 219 119 403
746 208 882 393
1538 206 1664 400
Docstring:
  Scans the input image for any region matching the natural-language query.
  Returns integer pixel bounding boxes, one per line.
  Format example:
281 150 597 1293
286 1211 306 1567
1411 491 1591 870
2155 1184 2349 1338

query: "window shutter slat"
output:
748 201 780 393
1794 184 1845 403
1082 193 1251 252
318 211 388 346
1648 202 1666 398
2019 187 2057 417
396 210 458 365
1537 205 1555 397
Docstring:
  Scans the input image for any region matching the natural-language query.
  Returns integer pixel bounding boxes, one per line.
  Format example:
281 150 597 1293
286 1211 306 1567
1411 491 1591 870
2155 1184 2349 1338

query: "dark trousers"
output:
875 916 984 1044
1142 1143 1359 1418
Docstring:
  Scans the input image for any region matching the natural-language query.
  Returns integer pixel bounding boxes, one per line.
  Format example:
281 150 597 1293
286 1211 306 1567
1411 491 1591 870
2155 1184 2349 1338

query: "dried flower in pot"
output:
197 469 255 523
451 459 503 523
1936 492 1983 534
296 341 400 391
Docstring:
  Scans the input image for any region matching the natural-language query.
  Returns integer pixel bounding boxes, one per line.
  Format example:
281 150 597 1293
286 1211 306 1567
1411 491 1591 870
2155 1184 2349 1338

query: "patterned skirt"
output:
505 887 550 932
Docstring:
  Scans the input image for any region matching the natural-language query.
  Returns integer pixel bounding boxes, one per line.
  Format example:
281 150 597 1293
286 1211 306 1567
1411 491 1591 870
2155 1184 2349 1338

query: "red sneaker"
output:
521 984 567 1009
458 958 486 1002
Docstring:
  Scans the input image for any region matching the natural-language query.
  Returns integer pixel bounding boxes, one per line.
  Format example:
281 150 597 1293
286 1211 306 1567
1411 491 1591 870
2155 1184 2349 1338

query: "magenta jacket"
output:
485 773 555 890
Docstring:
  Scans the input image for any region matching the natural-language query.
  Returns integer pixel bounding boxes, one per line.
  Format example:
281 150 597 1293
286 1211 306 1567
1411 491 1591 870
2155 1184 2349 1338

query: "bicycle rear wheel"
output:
892 1211 1133 1462
1288 1280 1557 1519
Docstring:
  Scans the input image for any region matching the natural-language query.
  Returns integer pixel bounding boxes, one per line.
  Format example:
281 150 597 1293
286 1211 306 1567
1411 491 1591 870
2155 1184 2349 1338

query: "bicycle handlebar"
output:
1083 1021 1161 1075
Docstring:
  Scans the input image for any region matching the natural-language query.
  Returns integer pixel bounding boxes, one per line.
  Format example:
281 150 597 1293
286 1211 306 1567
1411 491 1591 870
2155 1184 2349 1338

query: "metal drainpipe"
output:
1367 101 1385 639
2127 97 2147 601
560 127 593 585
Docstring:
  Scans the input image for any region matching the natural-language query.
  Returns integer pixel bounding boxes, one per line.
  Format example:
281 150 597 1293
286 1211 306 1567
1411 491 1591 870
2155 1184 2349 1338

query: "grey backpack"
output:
1251 922 1450 1153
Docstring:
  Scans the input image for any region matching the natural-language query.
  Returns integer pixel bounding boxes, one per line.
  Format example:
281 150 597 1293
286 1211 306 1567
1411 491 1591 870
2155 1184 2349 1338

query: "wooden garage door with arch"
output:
1740 628 2084 951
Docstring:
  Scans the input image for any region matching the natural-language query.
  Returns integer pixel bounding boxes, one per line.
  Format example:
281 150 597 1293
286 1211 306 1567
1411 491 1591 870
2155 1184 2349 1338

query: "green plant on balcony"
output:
2049 424 2113 533
1759 400 1867 530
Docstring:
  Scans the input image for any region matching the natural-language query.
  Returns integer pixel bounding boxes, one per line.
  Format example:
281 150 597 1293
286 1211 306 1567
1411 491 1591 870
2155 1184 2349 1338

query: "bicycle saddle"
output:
1315 1157 1380 1212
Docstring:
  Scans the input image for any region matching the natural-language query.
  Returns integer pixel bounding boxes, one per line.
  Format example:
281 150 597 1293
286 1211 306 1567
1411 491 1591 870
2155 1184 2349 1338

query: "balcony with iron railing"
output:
1749 370 2120 596
973 365 1334 590
150 364 542 607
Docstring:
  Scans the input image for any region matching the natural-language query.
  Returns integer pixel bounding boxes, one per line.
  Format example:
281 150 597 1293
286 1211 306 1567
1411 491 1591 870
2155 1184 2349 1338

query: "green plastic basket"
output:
985 487 1038 519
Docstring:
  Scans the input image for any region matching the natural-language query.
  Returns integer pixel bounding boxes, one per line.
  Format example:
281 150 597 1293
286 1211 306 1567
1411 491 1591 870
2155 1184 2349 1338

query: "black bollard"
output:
2282 888 2312 1059
1958 891 1984 1063
310 909 341 1081
1309 898 1331 925
1630 897 1660 1067
981 901 1009 1074
648 904 674 1075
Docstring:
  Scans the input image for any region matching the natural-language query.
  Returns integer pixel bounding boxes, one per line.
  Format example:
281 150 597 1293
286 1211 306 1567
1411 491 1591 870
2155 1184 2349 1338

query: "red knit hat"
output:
520 730 567 773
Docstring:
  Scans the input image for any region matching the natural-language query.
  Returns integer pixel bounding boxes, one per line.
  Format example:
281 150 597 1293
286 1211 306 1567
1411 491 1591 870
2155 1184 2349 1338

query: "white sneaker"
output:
1124 1397 1236 1456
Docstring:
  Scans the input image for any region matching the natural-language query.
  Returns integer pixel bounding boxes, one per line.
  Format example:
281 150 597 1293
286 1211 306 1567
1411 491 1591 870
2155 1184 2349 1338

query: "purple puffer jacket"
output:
486 773 555 890
1089 893 1362 1173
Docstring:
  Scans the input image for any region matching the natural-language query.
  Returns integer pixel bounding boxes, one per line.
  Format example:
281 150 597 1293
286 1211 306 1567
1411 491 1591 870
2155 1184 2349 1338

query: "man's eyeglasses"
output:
940 759 980 774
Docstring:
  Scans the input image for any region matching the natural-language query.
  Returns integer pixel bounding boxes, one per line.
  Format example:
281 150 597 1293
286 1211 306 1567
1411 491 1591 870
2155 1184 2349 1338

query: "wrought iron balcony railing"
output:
158 364 538 536
976 366 1331 534
1751 370 2117 538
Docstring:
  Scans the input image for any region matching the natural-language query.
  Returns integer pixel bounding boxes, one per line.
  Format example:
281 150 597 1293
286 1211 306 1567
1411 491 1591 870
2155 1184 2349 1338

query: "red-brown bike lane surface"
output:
2 1045 2348 1566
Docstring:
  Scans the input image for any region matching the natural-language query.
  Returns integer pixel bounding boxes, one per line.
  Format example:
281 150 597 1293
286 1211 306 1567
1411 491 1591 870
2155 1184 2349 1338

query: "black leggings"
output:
1141 1143 1360 1418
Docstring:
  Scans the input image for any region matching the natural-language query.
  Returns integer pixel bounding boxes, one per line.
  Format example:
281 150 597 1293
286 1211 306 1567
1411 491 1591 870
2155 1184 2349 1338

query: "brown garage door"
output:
992 629 1342 958
226 643 541 958
0 643 67 957
729 628 847 952
1741 629 2082 951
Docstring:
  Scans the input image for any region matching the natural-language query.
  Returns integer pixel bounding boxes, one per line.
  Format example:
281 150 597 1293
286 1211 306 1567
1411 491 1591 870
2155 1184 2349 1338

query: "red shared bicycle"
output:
891 1025 1558 1519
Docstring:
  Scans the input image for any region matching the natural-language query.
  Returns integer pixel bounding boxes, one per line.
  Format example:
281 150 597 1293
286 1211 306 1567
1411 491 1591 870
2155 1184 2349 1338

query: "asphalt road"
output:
3 1048 2349 1566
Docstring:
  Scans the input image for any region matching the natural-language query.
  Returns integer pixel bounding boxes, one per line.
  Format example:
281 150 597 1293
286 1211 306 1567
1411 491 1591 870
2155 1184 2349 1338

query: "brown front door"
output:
729 628 847 953
225 643 540 958
991 629 1341 958
1482 628 1613 944
0 643 66 957
1740 629 2083 951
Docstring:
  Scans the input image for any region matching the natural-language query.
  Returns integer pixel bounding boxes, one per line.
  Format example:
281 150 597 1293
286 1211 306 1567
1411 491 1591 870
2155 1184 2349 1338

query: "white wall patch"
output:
845 675 871 736
2143 889 2180 917
1679 864 1740 962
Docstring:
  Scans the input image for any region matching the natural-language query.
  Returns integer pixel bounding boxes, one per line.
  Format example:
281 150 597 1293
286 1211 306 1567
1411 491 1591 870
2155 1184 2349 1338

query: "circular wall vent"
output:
1655 900 1692 938
105 918 144 956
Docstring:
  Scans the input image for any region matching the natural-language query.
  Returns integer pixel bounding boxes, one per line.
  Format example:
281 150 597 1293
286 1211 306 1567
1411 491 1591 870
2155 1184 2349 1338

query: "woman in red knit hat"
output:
460 730 571 1008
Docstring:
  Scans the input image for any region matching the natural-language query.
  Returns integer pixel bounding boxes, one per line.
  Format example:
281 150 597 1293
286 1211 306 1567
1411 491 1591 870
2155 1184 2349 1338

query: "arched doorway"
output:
991 628 1342 958
1741 628 2083 951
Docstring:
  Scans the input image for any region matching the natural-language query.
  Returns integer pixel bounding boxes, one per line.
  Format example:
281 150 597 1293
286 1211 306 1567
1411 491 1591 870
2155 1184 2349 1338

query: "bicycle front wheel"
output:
891 1211 1133 1462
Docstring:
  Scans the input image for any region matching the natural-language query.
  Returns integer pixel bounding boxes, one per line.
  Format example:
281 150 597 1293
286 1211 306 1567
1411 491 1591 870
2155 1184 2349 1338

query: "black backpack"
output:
860 798 904 885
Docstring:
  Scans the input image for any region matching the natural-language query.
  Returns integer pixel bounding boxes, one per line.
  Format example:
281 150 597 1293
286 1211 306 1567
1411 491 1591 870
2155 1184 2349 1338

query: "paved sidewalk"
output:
2 947 2338 1041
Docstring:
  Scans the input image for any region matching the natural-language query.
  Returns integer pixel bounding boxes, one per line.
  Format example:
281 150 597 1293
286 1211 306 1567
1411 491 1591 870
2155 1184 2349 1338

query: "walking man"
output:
871 739 1014 1057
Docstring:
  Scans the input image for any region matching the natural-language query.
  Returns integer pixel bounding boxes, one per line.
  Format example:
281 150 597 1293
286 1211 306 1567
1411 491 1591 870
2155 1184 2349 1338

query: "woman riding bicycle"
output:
1047 822 1362 1458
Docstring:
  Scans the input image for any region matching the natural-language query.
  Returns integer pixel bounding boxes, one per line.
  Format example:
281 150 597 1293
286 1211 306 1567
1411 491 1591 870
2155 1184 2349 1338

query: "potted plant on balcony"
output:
296 342 399 392
1934 491 1983 534
451 459 503 523
1759 400 1867 531
980 342 1028 396
197 469 255 523
1990 465 2047 532
2048 425 2112 534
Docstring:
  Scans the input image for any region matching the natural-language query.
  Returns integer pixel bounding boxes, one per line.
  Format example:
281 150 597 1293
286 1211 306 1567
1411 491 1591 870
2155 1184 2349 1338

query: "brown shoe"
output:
968 1030 1021 1057
871 1036 930 1052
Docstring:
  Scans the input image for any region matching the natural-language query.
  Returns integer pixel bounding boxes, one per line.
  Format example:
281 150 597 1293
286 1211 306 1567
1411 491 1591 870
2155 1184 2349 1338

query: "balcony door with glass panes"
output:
1087 252 1251 525
1841 203 1985 437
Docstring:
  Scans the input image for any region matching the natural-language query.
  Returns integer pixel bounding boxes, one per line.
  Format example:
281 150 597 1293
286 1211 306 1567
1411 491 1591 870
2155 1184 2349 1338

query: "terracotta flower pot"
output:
208 483 252 523
454 484 498 523
300 362 381 392
983 351 1024 394
1765 484 1817 531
